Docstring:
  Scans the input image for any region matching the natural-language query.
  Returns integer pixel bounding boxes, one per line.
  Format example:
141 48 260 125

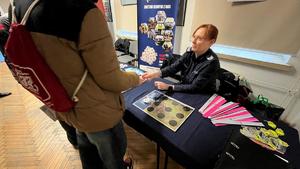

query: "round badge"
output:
275 128 285 136
267 121 277 129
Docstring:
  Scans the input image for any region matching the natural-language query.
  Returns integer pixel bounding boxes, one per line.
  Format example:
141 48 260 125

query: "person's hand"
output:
138 75 146 85
142 71 160 80
154 81 171 90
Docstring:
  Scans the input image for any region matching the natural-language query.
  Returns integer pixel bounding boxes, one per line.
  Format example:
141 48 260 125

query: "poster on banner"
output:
101 0 113 22
96 0 113 22
137 0 179 71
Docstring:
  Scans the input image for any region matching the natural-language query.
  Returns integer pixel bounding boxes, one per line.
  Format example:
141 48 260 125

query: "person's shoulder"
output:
182 50 194 58
68 0 96 11
15 0 96 42
42 0 96 16
206 49 219 61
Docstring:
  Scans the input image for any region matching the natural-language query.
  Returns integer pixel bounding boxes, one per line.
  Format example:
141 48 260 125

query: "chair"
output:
115 38 130 56
118 40 137 64
160 53 181 81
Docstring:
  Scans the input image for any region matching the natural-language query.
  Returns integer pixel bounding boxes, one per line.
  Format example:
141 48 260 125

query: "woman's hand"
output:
138 75 146 85
154 81 171 90
142 71 160 80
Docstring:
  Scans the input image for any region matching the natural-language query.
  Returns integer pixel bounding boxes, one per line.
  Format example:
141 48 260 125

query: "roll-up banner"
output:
138 0 179 71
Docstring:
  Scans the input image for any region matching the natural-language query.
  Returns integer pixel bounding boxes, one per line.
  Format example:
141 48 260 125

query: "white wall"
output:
178 0 196 54
112 0 137 32
0 0 9 13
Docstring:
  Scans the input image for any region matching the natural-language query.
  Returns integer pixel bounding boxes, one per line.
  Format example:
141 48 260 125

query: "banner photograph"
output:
137 0 179 70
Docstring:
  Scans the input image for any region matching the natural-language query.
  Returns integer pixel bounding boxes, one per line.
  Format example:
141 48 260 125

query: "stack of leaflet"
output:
199 94 264 127
120 63 145 76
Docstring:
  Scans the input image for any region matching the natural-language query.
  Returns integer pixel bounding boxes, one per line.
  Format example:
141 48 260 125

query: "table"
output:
123 79 300 169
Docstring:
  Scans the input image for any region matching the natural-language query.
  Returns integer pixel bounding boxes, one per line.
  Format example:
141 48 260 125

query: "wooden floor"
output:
0 63 182 169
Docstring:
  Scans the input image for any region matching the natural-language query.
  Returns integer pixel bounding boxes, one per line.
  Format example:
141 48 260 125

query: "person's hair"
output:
193 24 218 41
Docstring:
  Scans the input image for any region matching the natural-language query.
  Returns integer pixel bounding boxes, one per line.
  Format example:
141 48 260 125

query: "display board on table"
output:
133 90 194 132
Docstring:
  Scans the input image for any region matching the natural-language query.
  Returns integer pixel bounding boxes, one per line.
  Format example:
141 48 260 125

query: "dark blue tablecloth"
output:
123 79 300 169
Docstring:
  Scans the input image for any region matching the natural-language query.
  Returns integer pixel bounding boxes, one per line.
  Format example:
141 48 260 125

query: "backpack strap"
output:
72 70 88 102
21 0 40 25
9 0 40 25
9 0 17 23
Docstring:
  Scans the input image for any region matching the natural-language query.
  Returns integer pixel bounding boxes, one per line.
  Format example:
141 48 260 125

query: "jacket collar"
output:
193 49 212 62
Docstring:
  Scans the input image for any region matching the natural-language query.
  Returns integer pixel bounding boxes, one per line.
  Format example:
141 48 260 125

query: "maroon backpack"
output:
5 0 86 112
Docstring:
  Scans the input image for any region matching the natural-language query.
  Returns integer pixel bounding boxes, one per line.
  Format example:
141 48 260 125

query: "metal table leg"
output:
164 153 168 169
157 143 160 169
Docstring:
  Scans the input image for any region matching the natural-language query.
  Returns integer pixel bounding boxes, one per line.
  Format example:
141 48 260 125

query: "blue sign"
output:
0 51 4 62
137 0 179 69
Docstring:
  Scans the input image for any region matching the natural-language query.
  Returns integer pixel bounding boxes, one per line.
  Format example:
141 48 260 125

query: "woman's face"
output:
191 28 215 55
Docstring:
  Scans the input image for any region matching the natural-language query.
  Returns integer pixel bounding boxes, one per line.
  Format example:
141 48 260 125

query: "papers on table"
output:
133 90 194 132
120 63 145 75
199 94 264 127
240 126 289 154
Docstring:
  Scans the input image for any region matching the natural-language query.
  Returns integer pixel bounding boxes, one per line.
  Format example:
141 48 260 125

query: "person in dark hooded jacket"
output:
142 24 220 94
